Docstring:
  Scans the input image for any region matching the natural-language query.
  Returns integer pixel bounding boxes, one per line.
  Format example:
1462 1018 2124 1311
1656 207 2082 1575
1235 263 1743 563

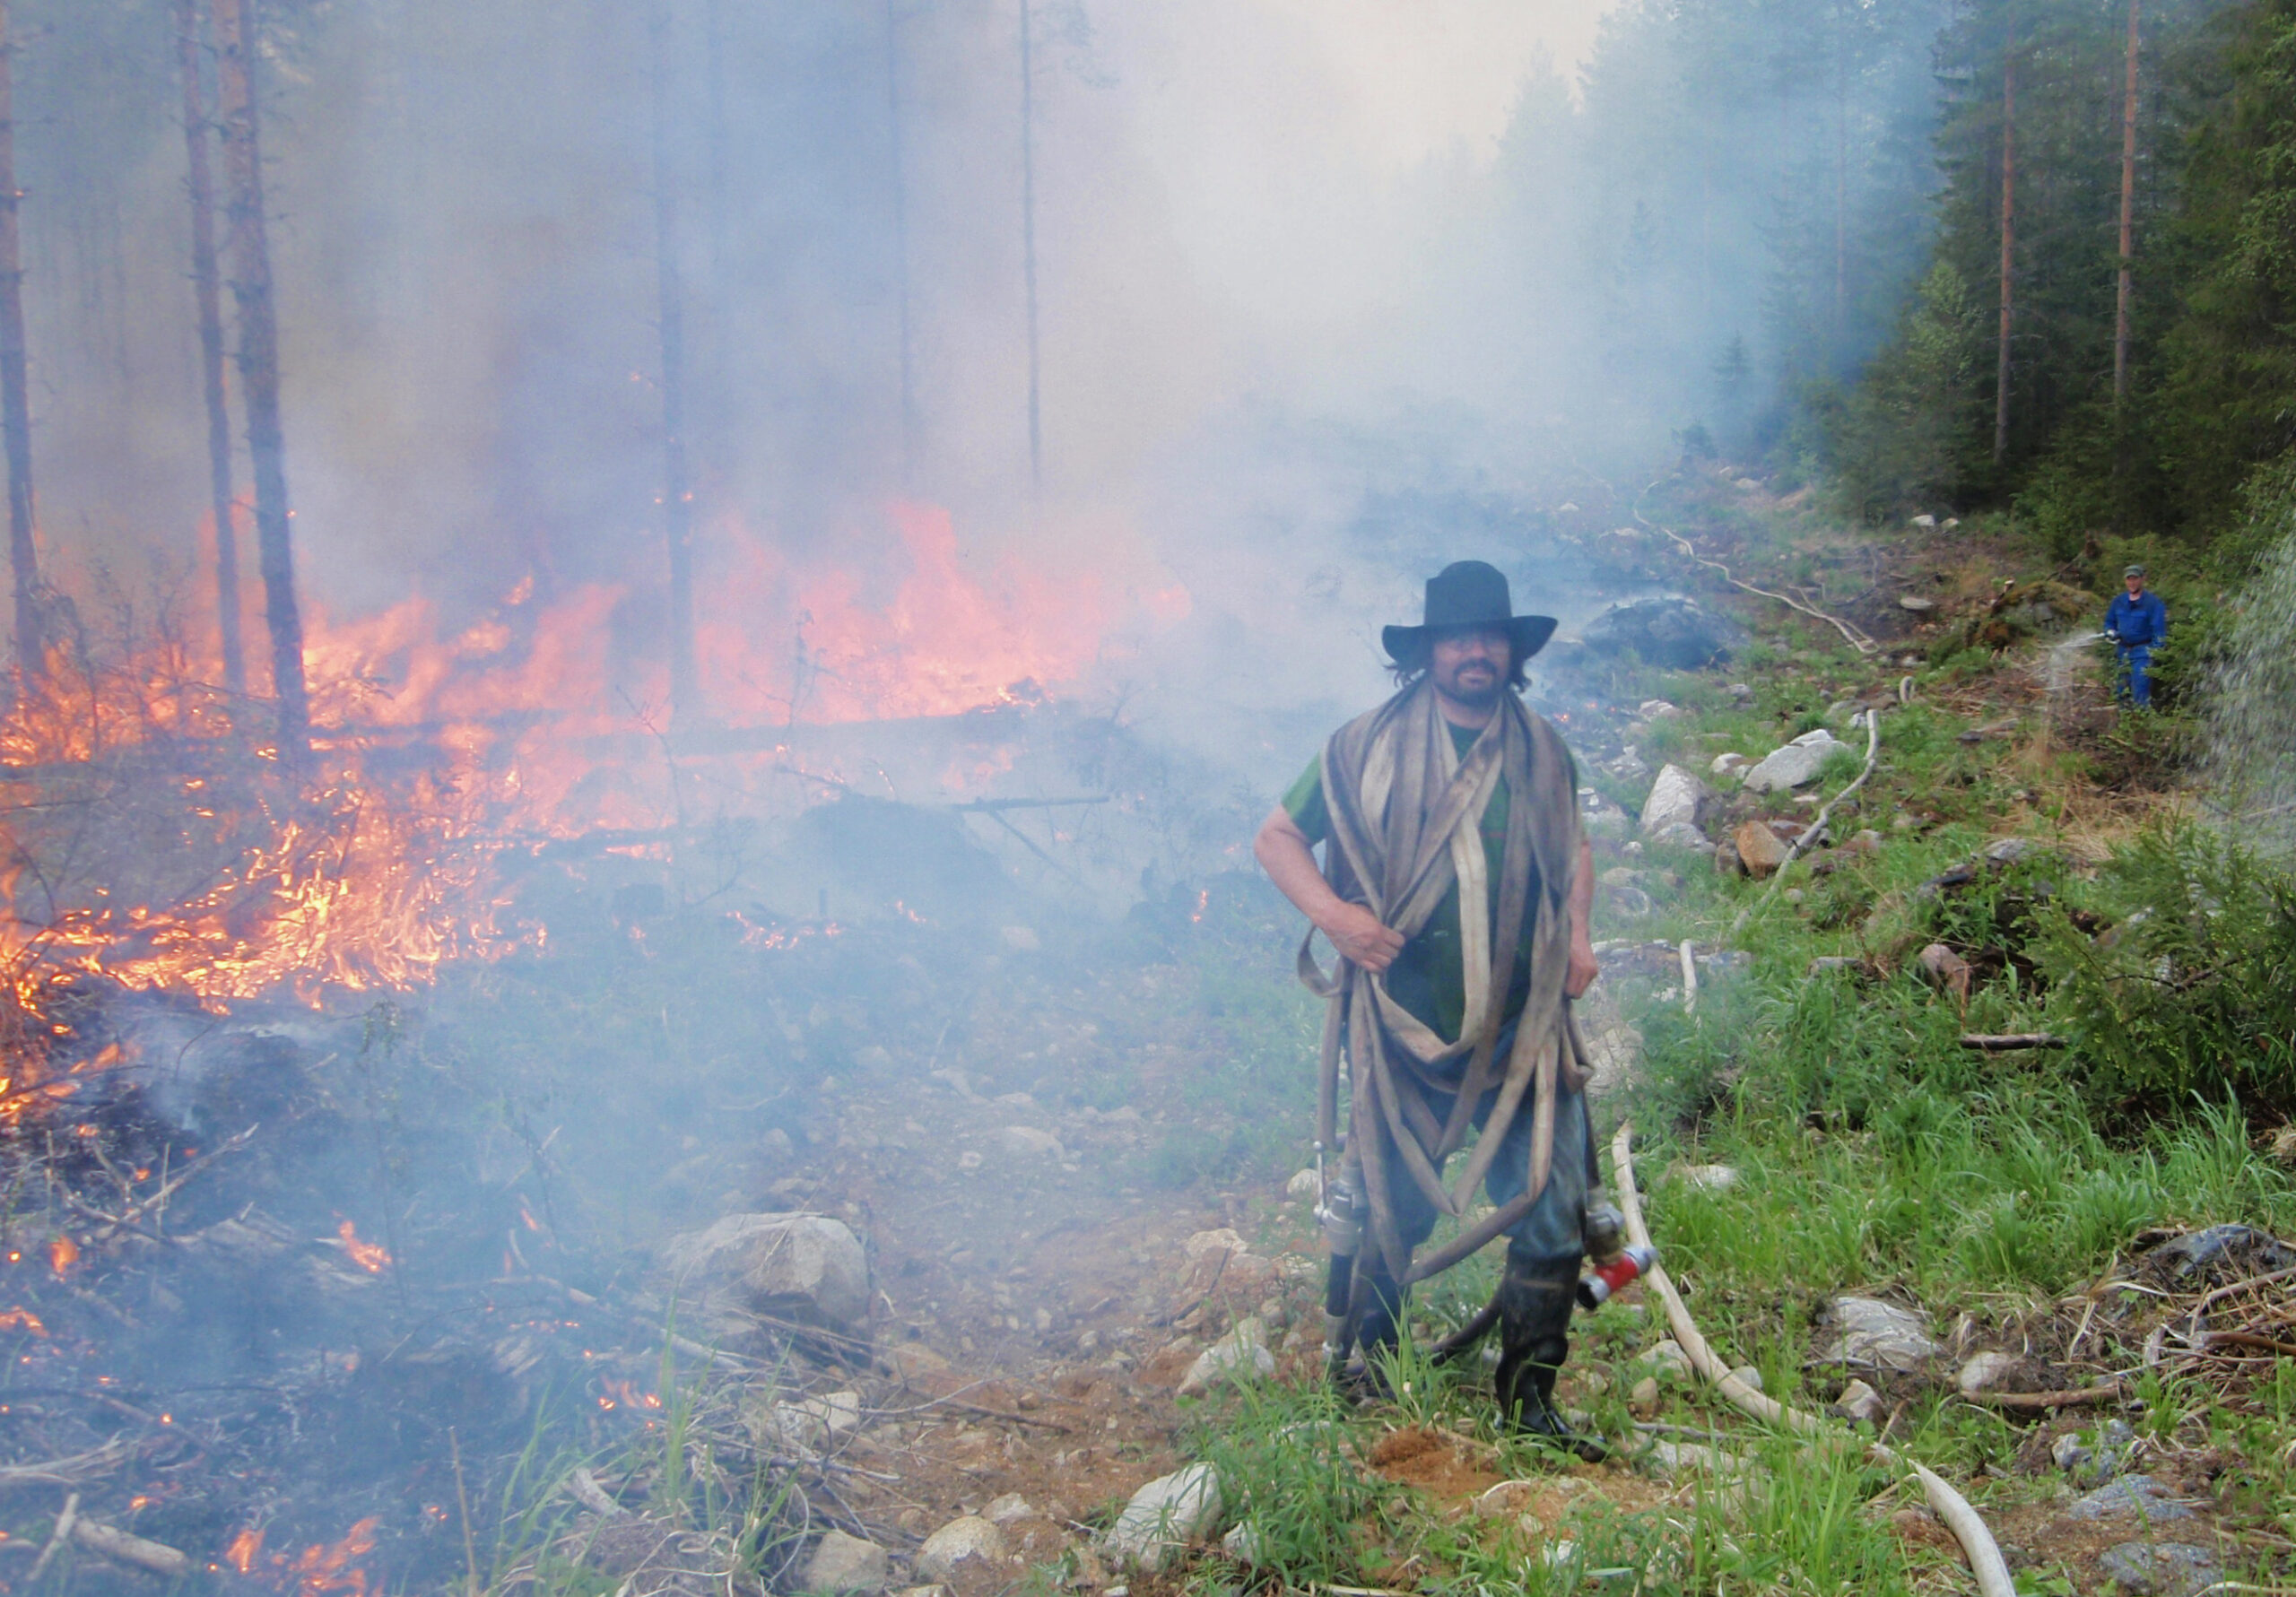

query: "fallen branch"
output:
1634 485 1879 655
1729 707 1883 940
0 1441 133 1488
73 1518 189 1576
27 1492 76 1584
1958 1382 2125 1410
1959 1033 2066 1051
1609 1122 2015 1597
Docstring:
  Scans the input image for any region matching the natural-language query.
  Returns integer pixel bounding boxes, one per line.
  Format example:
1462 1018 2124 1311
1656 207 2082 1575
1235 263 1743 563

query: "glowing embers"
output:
335 1220 391 1274
596 1376 662 1413
218 1518 382 1594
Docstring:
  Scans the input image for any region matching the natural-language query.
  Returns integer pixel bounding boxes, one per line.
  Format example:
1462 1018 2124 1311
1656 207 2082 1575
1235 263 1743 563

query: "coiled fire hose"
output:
1609 1122 2015 1597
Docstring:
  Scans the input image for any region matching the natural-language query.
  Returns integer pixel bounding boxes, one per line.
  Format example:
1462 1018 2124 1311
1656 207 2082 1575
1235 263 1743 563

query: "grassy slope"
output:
1172 500 2296 1595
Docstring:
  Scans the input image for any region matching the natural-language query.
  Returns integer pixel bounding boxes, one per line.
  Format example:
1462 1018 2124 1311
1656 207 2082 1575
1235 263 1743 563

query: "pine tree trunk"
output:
173 0 245 696
0 3 40 680
1994 45 2015 465
887 0 917 486
212 0 308 753
2114 0 2139 405
650 3 697 725
1019 0 1041 495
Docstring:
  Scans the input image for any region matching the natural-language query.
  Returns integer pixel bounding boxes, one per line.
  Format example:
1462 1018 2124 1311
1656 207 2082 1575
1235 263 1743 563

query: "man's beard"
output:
1434 670 1502 708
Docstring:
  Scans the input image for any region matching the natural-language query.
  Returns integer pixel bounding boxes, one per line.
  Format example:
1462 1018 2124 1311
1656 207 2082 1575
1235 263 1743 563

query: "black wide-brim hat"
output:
1382 560 1558 664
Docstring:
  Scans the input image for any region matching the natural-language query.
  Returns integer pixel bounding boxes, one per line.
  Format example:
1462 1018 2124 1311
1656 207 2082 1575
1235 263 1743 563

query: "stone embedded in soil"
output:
999 1125 1065 1159
1673 1163 1738 1191
2070 1474 2192 1523
887 1342 952 1380
894 1586 952 1597
1220 1521 1265 1566
1816 1297 1938 1372
1642 1439 1744 1480
1286 1167 1319 1202
1101 1463 1222 1572
804 1530 891 1593
1639 764 1714 836
1629 1376 1659 1415
766 1389 863 1451
2097 1541 2222 1597
1831 1379 1883 1422
1710 751 1752 778
1178 1317 1275 1396
1954 1350 2021 1393
981 1494 1035 1527
1742 733 1842 794
660 1211 871 1341
1733 821 1790 877
1728 1365 1763 1393
1639 1339 1693 1378
913 1517 1011 1584
1473 1480 1543 1518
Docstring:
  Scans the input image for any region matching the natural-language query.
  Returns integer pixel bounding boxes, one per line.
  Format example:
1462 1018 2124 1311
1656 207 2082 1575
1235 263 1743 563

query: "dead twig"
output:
72 1519 188 1577
1958 1382 2126 1410
1959 1033 2066 1050
27 1491 77 1583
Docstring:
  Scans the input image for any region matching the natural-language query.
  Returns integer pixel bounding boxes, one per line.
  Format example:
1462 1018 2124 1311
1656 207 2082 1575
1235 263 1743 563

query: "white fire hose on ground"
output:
1609 1122 2016 1597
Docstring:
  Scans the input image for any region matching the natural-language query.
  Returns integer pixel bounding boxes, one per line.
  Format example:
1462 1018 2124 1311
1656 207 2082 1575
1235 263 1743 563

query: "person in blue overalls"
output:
2104 564 2168 709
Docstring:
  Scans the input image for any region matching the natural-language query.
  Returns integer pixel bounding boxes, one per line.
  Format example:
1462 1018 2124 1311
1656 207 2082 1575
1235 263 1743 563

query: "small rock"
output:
1101 1464 1222 1571
1628 1376 1659 1415
1639 1340 1693 1378
1710 751 1752 778
1955 1350 2020 1394
1001 1125 1065 1159
1643 1439 1743 1480
1285 1168 1319 1202
1825 699 1857 724
913 1517 1010 1584
1744 731 1845 794
1898 595 1936 612
887 1343 952 1379
661 1212 873 1342
1219 1522 1265 1566
1178 1317 1276 1396
1639 763 1715 837
1728 1365 1764 1393
1674 1163 1739 1191
1639 699 1683 720
1735 476 1761 491
2069 1473 2191 1523
1917 942 1972 995
1816 1297 1938 1372
1733 821 1790 878
1727 682 1754 699
1844 829 1883 855
1909 513 1936 528
1983 837 2036 865
895 1587 951 1597
1646 820 1716 855
1602 883 1657 917
804 1530 891 1593
1831 1379 1883 1422
2097 1541 2222 1596
1806 956 1862 976
770 1390 863 1451
1714 838 1743 875
982 1494 1036 1527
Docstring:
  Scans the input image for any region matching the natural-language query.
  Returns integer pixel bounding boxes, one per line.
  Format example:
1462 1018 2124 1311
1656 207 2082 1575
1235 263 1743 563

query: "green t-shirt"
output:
1283 720 1544 1044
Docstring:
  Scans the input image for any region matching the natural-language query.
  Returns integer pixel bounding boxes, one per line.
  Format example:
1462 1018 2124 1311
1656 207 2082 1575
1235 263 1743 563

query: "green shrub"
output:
2037 824 2296 1114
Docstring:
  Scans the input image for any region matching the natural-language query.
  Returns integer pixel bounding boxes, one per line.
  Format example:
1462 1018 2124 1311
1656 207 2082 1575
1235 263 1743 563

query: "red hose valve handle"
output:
1577 1243 1657 1310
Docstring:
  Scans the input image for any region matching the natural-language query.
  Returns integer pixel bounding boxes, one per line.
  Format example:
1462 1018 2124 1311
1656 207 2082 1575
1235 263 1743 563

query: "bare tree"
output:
212 0 308 752
173 0 245 695
1994 39 2015 464
0 2 39 679
650 2 698 724
1019 0 1041 495
2114 0 2139 405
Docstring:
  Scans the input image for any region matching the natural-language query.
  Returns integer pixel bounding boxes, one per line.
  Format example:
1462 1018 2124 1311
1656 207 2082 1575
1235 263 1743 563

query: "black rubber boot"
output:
1334 1266 1406 1402
1494 1252 1606 1461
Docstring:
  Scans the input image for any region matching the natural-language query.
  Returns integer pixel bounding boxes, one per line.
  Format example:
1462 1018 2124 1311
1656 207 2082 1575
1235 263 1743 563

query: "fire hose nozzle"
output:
1577 1243 1657 1310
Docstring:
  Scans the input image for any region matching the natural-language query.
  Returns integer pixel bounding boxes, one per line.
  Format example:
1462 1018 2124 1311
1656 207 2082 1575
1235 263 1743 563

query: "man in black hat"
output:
1253 560 1602 1451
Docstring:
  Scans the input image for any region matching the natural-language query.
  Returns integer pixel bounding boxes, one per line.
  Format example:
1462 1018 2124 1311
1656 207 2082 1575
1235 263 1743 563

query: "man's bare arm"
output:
1566 835 1598 998
1252 805 1405 972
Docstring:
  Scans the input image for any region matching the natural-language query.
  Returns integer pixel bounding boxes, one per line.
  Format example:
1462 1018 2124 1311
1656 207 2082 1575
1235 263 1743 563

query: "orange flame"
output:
222 1525 263 1574
286 1516 379 1595
0 1307 46 1337
335 1221 390 1274
48 1235 76 1277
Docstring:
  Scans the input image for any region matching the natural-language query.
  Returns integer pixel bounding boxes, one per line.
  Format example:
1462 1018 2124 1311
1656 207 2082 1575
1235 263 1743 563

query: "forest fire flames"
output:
0 502 1173 1145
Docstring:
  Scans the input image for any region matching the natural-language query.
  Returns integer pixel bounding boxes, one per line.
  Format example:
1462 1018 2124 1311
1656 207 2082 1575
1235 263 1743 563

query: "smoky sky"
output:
16 0 1943 710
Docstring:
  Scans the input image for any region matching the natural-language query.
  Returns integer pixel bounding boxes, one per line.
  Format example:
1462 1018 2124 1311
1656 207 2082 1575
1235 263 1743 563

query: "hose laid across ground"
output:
1608 1121 2015 1597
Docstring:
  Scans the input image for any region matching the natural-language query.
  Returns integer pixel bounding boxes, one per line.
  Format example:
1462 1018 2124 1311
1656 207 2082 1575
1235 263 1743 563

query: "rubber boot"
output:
1494 1251 1606 1461
1334 1266 1406 1402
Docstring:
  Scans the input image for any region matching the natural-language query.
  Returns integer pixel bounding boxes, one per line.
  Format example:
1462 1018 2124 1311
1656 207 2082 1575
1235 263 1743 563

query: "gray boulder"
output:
1581 596 1747 669
1101 1463 1222 1571
804 1531 891 1593
913 1518 1010 1584
663 1212 871 1343
2097 1542 2222 1596
1178 1317 1275 1396
1639 764 1715 835
1744 730 1847 794
1813 1297 1937 1372
2070 1474 2192 1523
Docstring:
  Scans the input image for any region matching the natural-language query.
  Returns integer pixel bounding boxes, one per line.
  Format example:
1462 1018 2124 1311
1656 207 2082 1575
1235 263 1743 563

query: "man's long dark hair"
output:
1387 633 1531 690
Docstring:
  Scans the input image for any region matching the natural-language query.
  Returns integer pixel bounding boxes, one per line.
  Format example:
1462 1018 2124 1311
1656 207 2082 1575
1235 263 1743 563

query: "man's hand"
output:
1319 902 1405 973
1566 936 1600 999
